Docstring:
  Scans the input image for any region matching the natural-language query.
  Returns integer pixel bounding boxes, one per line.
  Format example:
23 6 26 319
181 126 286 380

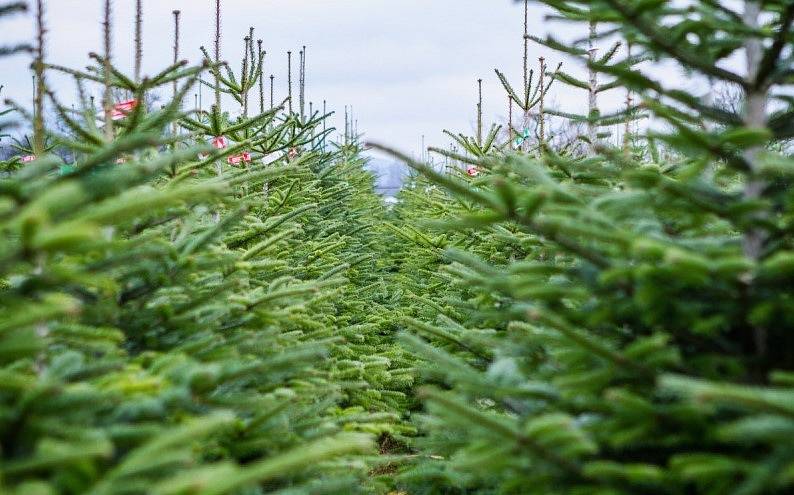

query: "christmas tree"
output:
0 1 392 493
373 0 794 493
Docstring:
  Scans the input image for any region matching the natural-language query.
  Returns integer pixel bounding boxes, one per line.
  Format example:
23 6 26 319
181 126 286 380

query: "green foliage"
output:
7 0 794 493
377 1 794 494
0 3 415 493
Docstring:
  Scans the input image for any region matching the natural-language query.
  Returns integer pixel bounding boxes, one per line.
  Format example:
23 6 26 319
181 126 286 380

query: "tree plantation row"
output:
2 0 794 494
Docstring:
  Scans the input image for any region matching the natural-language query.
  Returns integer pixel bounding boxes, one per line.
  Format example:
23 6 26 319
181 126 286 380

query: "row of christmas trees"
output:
0 0 420 493
376 0 794 493
4 0 794 493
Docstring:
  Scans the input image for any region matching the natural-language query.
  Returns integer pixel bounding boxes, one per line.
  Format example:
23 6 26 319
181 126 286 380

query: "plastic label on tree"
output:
211 136 228 149
227 152 252 165
513 128 531 149
111 99 138 120
20 155 36 163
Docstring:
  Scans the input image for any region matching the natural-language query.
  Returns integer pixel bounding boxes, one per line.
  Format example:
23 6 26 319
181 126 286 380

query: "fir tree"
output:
434 80 503 165
1 2 382 493
373 0 794 493
496 0 562 154
538 12 646 156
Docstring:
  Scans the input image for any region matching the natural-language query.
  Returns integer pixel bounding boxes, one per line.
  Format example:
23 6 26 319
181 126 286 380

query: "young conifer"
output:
1 1 391 492
495 0 561 153
375 1 794 494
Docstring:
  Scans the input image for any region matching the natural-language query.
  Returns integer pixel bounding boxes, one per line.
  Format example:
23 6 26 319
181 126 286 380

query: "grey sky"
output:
0 1 630 158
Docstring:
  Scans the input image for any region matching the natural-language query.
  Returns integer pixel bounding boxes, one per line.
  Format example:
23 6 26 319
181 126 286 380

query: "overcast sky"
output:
0 0 632 159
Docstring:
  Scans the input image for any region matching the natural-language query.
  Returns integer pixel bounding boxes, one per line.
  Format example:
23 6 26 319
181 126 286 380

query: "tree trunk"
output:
741 0 769 356
587 20 598 156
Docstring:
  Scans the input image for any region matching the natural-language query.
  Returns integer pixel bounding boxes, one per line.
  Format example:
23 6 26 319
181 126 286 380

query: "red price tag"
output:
111 99 138 120
211 136 228 149
227 152 252 165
